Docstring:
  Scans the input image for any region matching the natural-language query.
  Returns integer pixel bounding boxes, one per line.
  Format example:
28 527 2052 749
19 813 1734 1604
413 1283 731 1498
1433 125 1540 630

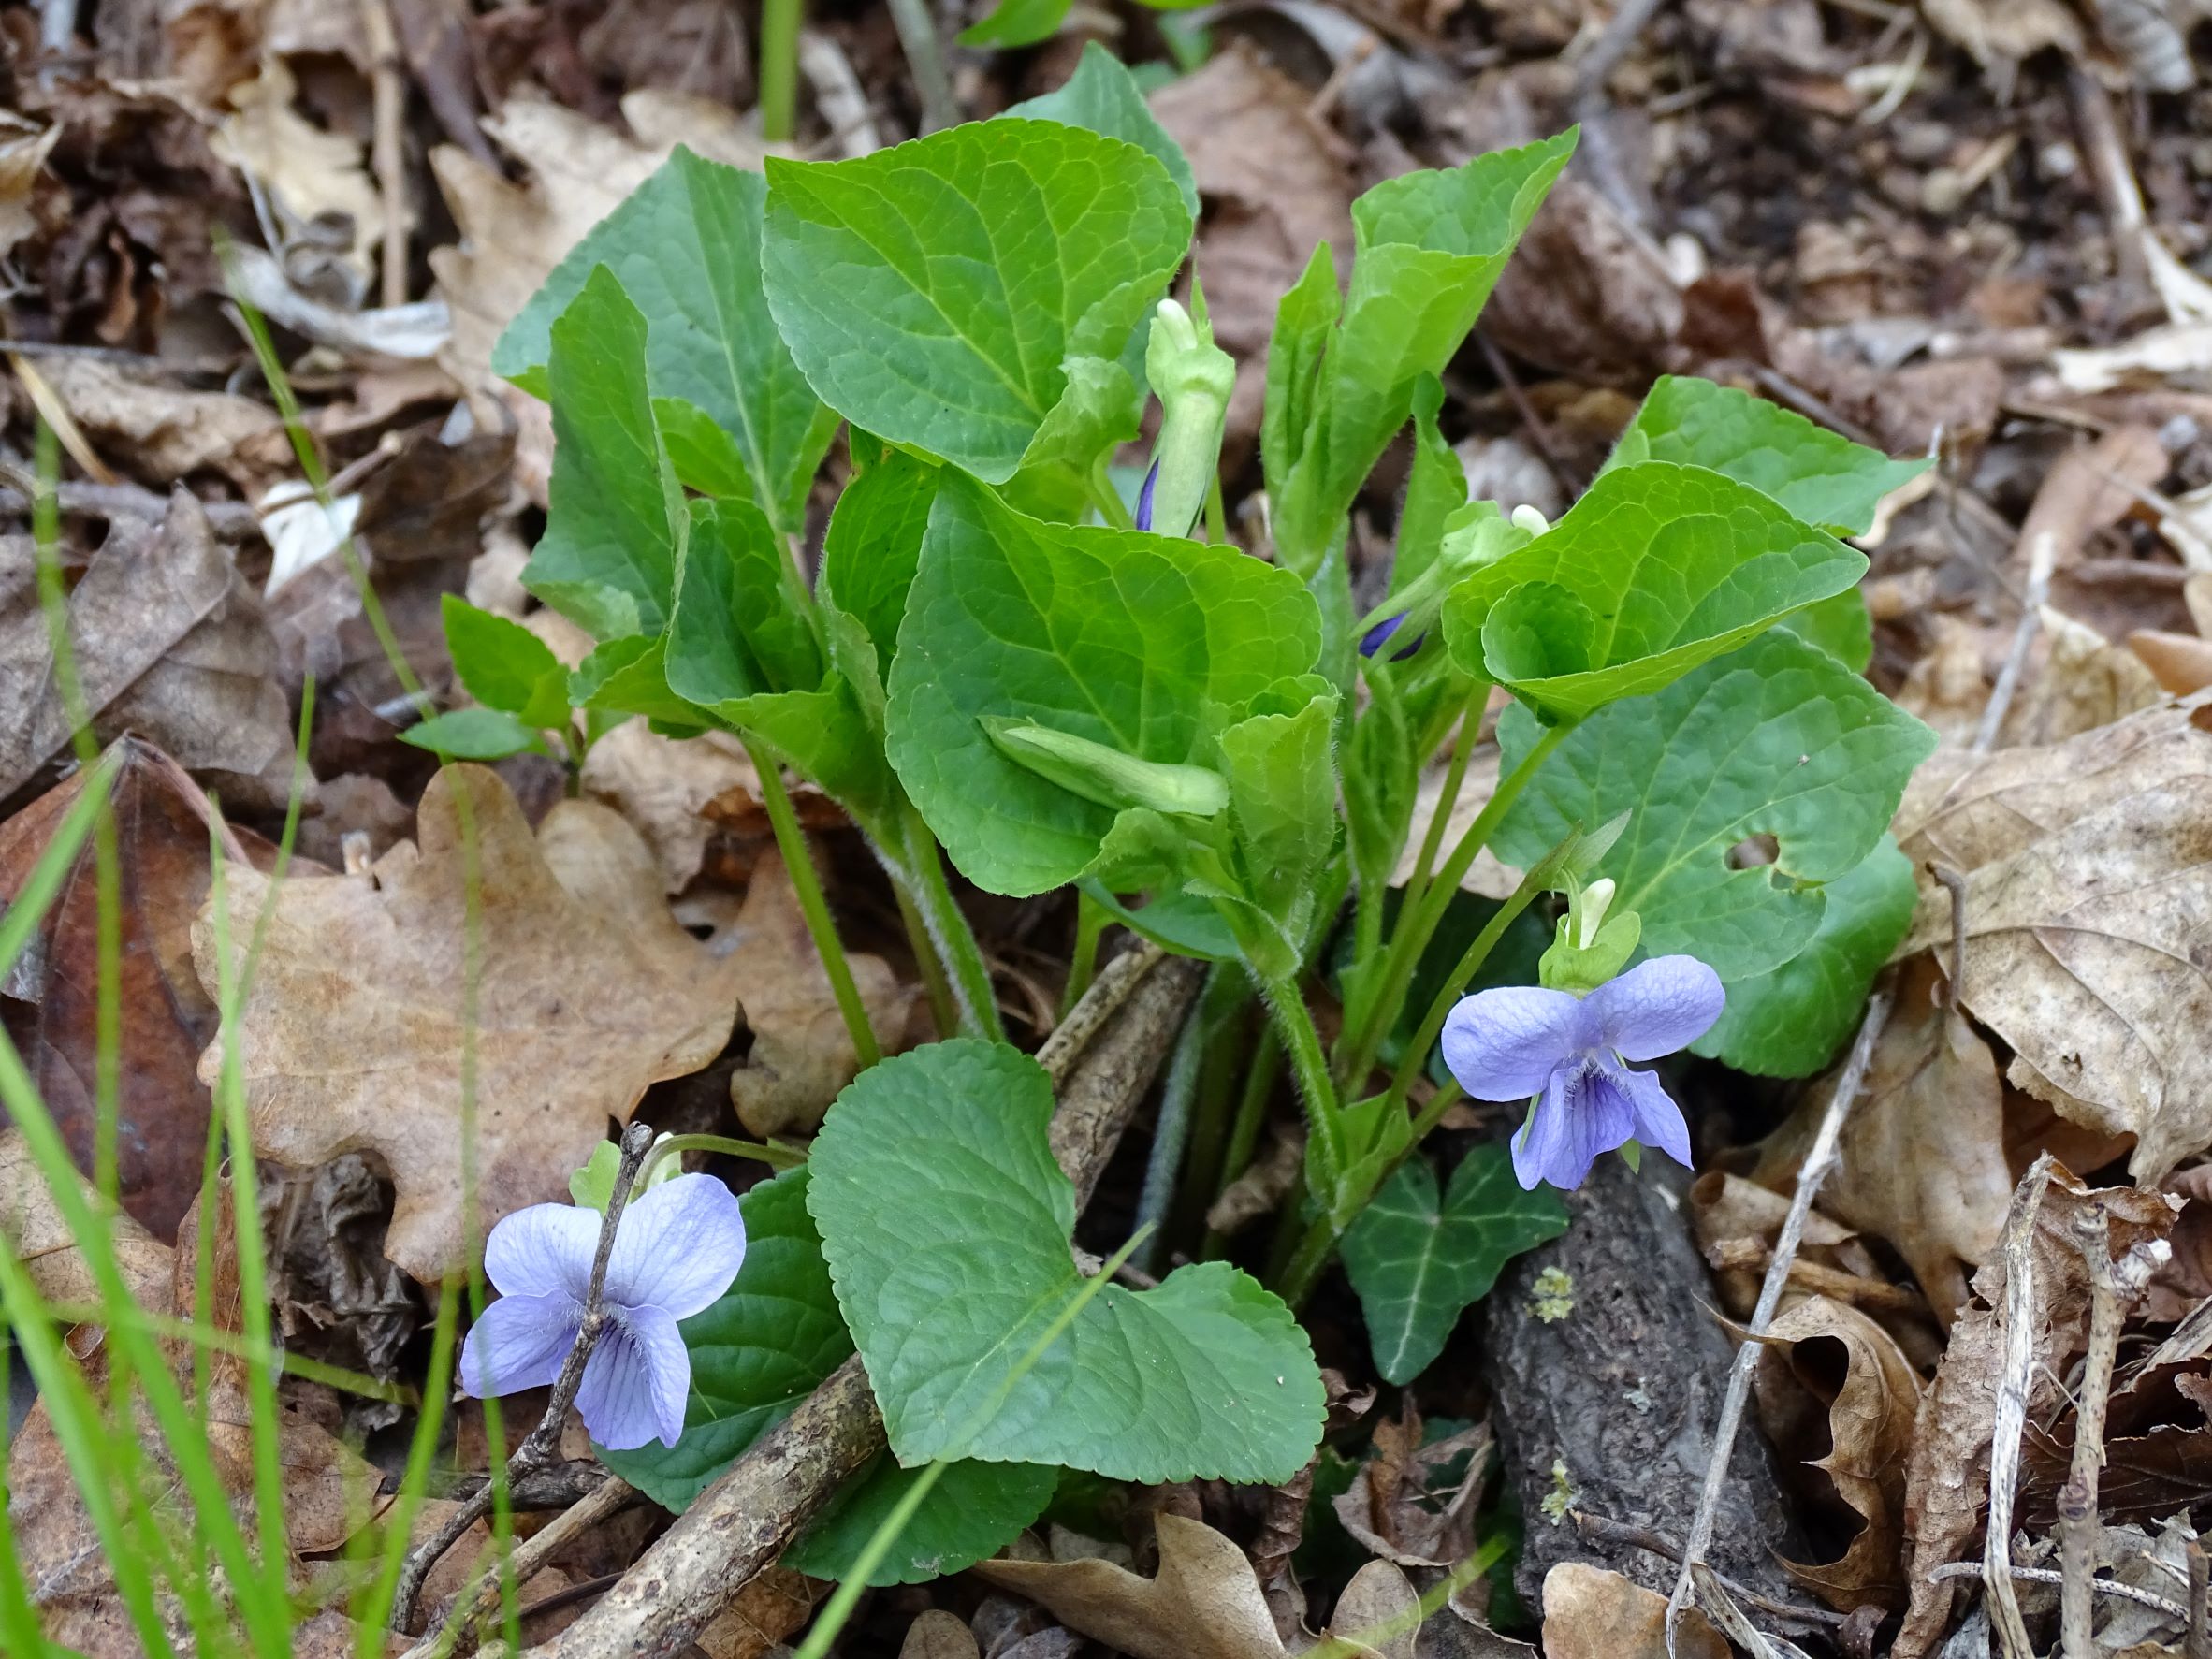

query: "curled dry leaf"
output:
32 357 289 493
1893 1166 2177 1659
192 764 740 1279
2146 1163 2212 1320
1754 1295 1922 1610
1537 1564 1727 1659
0 1128 171 1331
579 720 760 894
1753 957 2011 1321
1690 1171 1865 1319
725 847 909 1139
0 496 302 809
0 737 252 1241
1331 1403 1491 1569
1895 698 2212 1181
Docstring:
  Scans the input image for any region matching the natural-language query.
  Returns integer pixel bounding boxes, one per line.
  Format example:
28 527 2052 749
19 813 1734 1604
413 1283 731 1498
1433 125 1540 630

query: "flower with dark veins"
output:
458 1173 748 1449
1440 956 1724 1191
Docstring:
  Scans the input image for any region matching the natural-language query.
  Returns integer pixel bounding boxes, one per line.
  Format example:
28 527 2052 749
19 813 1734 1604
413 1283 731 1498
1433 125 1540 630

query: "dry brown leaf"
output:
2146 1163 2212 1320
1485 178 1685 385
1756 1295 1922 1610
1392 742 1521 898
0 739 253 1240
1537 1564 1728 1659
0 1128 172 1328
689 1564 822 1658
2131 627 2212 696
579 720 759 893
0 113 60 258
33 357 289 492
1322 1558 1419 1659
211 58 383 280
1331 1403 1490 1568
1894 1166 2177 1658
192 764 740 1279
973 1513 1288 1659
428 94 765 496
1919 0 2086 78
1754 957 2011 1320
1894 614 2006 748
1690 1171 1868 1318
1895 698 2212 1180
0 496 301 809
900 1610 982 1659
727 846 909 1139
1999 607 2164 748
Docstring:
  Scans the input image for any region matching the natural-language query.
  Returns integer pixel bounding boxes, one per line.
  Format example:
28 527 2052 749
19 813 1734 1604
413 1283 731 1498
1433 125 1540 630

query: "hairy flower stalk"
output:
460 1173 749 1448
1441 953 1724 1191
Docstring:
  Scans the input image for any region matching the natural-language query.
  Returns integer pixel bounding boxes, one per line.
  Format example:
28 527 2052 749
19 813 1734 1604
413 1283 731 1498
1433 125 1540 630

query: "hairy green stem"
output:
758 0 802 142
641 1133 807 1185
1059 887 1109 1019
897 803 1007 1042
1333 720 1569 1094
1133 965 1244 1272
743 737 880 1070
892 873 961 1040
1257 969 1342 1190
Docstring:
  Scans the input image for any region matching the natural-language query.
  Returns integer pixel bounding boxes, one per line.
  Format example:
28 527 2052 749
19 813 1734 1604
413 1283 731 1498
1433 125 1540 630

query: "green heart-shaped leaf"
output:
808 1040 1326 1482
885 475 1320 896
788 1455 1056 1586
1442 461 1867 723
763 121 1191 485
1341 1146 1567 1385
1492 628 1936 1046
494 148 837 534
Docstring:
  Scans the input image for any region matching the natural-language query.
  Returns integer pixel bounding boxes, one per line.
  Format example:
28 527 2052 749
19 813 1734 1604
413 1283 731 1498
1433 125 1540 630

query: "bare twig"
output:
2189 1537 2209 1659
1973 531 2058 755
522 953 1205 1658
0 480 258 539
1688 1564 1790 1659
1933 1560 2190 1622
1477 334 1579 499
795 31 881 157
393 1122 657 1633
883 0 958 135
2060 1201 2122 1658
361 0 410 310
1985 1157 2059 1659
1571 1513 1842 1628
450 1477 636 1651
1700 1240 1927 1314
1035 941 1163 1087
1666 990 1891 1652
2068 67 2147 284
1931 865 1970 1005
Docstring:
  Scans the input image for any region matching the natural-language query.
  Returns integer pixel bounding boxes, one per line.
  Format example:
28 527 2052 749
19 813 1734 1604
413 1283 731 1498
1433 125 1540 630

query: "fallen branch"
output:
1666 989 1890 1648
1932 1561 2188 1623
1985 1157 2058 1659
2059 1200 2124 1659
519 949 1205 1659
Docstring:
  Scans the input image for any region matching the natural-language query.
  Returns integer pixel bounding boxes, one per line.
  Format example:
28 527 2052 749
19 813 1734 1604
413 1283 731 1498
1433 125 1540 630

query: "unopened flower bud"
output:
1141 297 1234 539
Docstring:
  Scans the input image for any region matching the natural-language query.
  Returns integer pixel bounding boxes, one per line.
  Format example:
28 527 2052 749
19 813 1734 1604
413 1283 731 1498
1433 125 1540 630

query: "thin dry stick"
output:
449 1477 635 1652
1687 1564 1784 1659
2189 1538 2209 1659
393 1122 657 1632
2060 1201 2122 1659
361 0 409 309
1665 990 1891 1653
1973 531 2058 754
521 953 1205 1659
1933 1560 2190 1622
1931 864 1970 1005
1570 1512 1841 1628
1984 1157 2059 1659
1036 941 1164 1085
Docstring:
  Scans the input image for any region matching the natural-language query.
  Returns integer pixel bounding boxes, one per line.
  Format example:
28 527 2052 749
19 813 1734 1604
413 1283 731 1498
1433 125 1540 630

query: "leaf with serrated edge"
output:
808 1039 1326 1482
1492 628 1935 989
441 595 568 727
763 122 1190 485
1000 42 1200 221
885 474 1320 896
1695 836 1916 1077
1605 375 1928 538
788 1455 1055 1586
523 268 687 640
820 450 940 674
1342 1146 1566 1385
494 149 837 533
1443 461 1868 724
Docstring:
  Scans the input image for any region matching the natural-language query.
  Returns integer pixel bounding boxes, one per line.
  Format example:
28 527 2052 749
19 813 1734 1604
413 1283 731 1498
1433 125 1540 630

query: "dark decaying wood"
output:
1482 1154 1804 1608
523 951 1207 1659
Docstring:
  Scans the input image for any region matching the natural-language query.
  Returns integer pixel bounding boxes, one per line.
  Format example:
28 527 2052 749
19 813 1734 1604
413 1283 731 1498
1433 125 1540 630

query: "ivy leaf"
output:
493 149 837 534
763 122 1191 485
885 475 1320 896
1492 628 1937 991
1604 375 1928 538
1341 1146 1568 1385
523 268 687 641
596 1168 855 1510
1002 41 1200 222
1269 135 1575 575
808 1039 1326 1482
1694 835 1917 1077
820 449 940 673
440 595 569 728
398 706 545 761
1442 462 1867 724
788 1455 1056 1586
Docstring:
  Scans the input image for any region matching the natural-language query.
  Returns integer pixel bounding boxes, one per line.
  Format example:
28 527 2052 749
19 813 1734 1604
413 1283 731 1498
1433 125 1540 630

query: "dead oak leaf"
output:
1896 698 2212 1182
192 764 740 1280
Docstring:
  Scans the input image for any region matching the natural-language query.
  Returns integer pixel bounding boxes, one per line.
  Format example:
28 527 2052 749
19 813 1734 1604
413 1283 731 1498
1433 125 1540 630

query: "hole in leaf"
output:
1726 834 1780 870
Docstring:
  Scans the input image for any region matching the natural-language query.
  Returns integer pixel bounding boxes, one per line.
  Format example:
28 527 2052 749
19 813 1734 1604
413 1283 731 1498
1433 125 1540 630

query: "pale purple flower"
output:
1135 458 1160 531
458 1173 747 1450
1358 613 1423 660
1440 956 1724 1192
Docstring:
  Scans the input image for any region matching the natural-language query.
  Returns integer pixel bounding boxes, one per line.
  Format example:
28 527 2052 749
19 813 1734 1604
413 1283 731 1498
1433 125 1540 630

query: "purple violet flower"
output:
1134 458 1159 532
1440 956 1724 1192
1358 613 1423 661
458 1172 747 1450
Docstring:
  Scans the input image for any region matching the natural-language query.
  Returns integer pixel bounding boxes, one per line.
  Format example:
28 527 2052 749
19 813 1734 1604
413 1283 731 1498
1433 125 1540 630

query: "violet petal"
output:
458 1291 579 1400
484 1201 600 1301
1441 984 1590 1100
604 1173 749 1319
1583 954 1724 1062
1134 459 1159 532
1608 1062 1694 1170
578 1305 691 1450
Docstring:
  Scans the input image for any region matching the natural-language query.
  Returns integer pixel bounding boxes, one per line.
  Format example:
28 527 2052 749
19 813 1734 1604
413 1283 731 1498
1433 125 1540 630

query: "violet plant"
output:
452 39 1940 1593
